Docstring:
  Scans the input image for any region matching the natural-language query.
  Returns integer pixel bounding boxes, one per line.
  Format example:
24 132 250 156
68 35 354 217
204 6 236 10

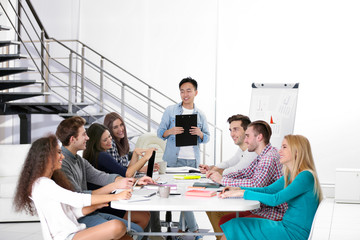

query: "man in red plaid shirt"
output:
207 120 287 230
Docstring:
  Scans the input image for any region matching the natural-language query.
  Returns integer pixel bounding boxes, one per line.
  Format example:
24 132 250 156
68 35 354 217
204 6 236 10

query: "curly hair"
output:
13 135 73 216
103 112 129 157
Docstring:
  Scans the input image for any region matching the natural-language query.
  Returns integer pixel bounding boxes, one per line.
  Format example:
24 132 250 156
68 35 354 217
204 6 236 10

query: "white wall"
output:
4 0 360 184
215 0 360 184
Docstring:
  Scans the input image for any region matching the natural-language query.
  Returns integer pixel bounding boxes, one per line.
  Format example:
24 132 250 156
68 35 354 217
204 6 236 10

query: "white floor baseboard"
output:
321 183 335 198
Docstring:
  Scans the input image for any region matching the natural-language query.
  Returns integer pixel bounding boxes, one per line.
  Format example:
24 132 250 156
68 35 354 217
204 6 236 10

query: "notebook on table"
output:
185 189 217 197
113 189 153 203
193 182 223 188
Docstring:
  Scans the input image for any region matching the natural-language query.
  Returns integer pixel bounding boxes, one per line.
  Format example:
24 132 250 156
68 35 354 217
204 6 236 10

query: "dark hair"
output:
56 116 86 146
103 112 129 156
179 77 198 90
248 120 272 144
13 135 73 215
83 123 108 168
227 114 251 131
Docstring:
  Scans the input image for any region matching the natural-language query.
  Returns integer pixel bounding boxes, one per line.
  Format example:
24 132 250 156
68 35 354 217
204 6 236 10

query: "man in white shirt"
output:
199 114 257 239
199 114 257 175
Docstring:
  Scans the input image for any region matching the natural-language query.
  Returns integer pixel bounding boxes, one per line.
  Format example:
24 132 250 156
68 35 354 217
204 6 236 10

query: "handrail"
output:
53 39 177 106
0 1 46 83
24 0 50 39
48 39 220 130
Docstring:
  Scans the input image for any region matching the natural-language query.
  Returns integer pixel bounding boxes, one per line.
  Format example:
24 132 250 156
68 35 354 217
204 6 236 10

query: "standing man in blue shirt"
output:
157 77 210 240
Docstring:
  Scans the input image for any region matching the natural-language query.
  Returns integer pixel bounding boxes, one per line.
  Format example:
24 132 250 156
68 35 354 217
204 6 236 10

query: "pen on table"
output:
132 179 140 190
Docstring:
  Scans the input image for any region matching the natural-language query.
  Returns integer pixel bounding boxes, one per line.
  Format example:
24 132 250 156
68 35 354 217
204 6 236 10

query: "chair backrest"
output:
0 144 31 177
308 199 325 240
135 133 166 163
30 197 53 240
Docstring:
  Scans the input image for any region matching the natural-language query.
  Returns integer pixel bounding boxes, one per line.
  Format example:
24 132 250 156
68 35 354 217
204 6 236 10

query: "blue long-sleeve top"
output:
243 170 319 239
96 151 127 177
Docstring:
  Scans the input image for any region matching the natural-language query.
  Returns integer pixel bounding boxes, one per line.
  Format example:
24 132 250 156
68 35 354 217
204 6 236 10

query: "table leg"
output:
181 212 186 232
127 211 131 231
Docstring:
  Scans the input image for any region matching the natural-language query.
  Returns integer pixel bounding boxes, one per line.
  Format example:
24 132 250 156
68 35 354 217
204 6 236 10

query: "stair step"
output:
0 25 10 31
58 113 104 124
0 102 89 115
0 67 34 77
0 80 39 90
0 54 26 63
0 40 21 48
0 92 50 103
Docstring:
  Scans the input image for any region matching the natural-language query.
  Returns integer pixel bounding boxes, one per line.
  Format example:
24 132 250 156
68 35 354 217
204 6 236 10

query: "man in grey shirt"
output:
56 116 152 236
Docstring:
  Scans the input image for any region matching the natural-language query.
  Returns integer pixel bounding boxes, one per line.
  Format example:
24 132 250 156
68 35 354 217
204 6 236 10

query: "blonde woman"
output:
219 135 323 240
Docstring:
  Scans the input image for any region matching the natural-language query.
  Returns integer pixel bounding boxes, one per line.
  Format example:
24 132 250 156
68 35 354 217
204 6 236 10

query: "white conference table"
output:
111 172 260 237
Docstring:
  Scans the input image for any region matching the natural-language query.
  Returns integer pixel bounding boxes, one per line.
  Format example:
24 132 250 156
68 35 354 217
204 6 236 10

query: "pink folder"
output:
185 190 217 197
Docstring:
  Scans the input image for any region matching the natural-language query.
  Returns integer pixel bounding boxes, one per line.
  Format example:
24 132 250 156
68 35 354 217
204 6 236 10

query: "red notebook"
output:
185 190 217 197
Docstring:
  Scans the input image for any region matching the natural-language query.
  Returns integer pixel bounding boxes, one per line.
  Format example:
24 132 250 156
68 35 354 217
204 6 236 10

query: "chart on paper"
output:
249 83 299 149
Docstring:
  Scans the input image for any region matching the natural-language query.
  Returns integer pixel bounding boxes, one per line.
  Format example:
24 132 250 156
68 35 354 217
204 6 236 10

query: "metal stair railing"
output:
1 0 223 163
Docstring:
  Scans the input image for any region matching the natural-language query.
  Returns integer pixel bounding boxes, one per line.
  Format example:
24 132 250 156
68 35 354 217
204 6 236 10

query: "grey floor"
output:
0 198 359 240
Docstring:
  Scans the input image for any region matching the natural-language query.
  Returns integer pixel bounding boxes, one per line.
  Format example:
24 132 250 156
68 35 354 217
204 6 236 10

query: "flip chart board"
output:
249 83 299 149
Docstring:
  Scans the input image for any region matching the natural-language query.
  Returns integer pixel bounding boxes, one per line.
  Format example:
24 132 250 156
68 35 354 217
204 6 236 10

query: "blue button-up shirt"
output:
157 102 210 167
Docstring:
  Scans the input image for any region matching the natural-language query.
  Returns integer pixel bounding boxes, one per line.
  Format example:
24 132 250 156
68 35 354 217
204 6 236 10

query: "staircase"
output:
0 38 90 143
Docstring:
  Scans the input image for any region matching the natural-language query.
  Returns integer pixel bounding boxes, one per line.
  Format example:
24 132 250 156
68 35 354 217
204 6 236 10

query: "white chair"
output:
30 197 53 240
308 199 325 240
0 144 39 222
135 133 174 234
135 132 166 163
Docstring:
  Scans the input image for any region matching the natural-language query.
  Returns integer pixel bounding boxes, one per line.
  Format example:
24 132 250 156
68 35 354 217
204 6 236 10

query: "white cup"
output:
158 161 167 174
158 186 170 198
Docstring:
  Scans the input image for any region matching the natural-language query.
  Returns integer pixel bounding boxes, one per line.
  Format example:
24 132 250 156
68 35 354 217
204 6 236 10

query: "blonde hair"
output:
283 135 323 203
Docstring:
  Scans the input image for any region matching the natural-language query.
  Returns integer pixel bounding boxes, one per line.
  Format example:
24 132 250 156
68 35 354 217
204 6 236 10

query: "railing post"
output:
40 30 45 84
121 84 125 117
68 52 73 113
4 46 9 80
16 0 22 54
44 41 49 102
100 57 104 113
147 87 151 132
81 45 85 103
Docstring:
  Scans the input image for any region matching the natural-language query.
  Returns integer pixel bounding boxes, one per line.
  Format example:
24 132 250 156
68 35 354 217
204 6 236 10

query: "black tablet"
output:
175 114 197 147
146 151 156 178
